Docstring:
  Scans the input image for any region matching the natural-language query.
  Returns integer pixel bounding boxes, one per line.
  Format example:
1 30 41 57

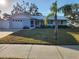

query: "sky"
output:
0 0 79 16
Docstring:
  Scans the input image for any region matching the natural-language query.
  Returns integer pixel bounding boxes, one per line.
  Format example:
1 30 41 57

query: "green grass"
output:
0 28 79 45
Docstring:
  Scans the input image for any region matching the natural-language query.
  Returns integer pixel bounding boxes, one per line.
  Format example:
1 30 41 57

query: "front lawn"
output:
0 28 79 45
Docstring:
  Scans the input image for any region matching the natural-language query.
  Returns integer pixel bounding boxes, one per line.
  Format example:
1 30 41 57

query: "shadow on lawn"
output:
60 45 79 51
0 29 79 51
11 29 79 45
66 28 79 34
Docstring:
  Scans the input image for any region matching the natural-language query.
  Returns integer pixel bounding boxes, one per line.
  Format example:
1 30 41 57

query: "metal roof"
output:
31 16 68 20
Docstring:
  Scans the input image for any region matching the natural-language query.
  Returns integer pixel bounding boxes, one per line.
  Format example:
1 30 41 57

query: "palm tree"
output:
72 4 79 20
59 4 79 28
58 3 79 18
59 4 79 22
58 4 72 16
45 0 58 41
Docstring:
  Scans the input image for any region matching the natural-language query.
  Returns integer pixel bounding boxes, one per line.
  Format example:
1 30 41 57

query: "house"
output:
0 13 68 29
31 16 68 28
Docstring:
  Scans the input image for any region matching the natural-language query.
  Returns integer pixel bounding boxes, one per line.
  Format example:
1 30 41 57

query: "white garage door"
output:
11 22 23 29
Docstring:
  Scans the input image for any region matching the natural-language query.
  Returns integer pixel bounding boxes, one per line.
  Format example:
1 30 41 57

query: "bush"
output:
23 26 29 29
36 25 69 29
39 25 55 29
58 25 69 28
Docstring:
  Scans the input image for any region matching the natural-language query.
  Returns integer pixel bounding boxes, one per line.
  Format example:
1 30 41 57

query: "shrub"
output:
23 26 29 29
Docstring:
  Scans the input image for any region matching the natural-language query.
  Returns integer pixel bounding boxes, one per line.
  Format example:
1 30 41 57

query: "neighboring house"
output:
0 13 68 29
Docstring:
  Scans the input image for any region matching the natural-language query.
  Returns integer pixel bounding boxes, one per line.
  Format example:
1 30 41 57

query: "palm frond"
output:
44 13 54 26
50 1 57 13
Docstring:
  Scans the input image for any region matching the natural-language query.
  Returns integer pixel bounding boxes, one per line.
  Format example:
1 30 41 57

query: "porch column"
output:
33 20 36 28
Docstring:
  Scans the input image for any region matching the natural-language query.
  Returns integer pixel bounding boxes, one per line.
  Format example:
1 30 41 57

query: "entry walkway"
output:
0 29 21 38
0 44 79 59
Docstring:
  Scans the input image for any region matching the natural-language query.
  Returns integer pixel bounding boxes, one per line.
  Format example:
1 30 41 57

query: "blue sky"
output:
0 0 79 16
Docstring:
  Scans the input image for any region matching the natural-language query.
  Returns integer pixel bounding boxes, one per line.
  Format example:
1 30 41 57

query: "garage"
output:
10 20 23 29
9 13 31 29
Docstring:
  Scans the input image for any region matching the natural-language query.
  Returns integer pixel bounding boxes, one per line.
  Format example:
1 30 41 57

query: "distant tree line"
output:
11 1 42 16
58 4 79 21
0 1 42 19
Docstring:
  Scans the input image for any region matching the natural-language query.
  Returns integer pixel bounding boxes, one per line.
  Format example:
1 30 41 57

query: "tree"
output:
59 4 79 23
59 3 79 18
45 0 58 41
71 4 79 21
11 1 42 16
58 4 72 16
29 3 42 16
58 3 79 28
11 2 24 15
3 13 10 19
72 4 79 12
35 12 42 16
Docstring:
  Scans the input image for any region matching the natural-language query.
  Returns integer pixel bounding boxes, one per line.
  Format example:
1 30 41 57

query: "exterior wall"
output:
0 20 9 29
0 15 68 29
9 18 31 29
48 20 67 26
30 20 36 29
10 21 23 29
23 19 31 28
48 20 55 26
33 19 68 28
9 15 31 29
35 20 41 28
0 19 68 29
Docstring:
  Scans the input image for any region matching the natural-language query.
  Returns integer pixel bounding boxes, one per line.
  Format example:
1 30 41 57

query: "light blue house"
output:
0 13 68 29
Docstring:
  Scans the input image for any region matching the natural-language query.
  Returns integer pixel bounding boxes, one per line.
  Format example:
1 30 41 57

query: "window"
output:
48 20 53 24
61 21 63 24
20 20 22 22
31 20 34 27
31 20 33 24
12 19 14 21
35 20 39 25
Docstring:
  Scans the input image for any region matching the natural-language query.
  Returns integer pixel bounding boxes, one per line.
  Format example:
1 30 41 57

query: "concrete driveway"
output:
0 29 21 38
0 44 79 59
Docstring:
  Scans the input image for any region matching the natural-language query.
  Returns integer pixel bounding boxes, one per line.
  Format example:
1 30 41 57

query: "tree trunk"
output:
54 13 58 44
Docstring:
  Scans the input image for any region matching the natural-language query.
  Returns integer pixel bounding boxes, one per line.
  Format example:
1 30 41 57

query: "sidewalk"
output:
0 44 79 59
